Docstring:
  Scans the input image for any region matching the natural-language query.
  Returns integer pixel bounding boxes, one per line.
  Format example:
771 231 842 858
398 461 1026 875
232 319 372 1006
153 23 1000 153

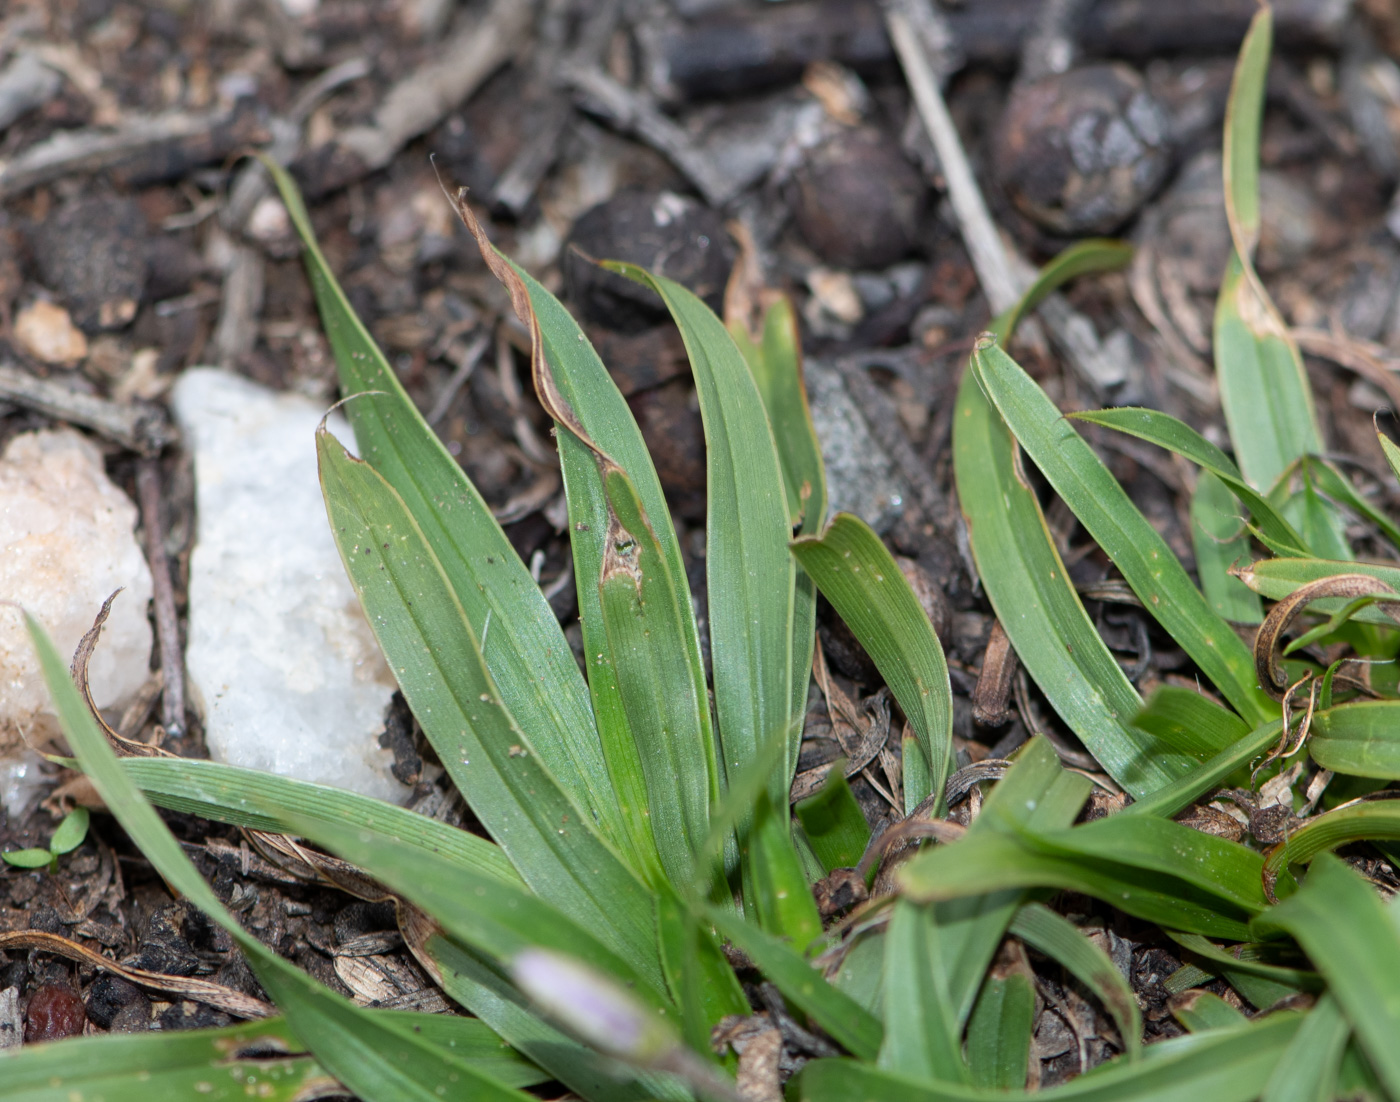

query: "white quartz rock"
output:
0 429 153 814
172 368 407 803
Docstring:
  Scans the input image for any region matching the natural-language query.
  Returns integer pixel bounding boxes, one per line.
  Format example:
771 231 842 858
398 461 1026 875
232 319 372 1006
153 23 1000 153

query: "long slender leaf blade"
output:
1192 471 1266 623
1130 686 1250 760
971 339 1272 726
796 1012 1301 1102
966 973 1034 1091
1009 902 1141 1056
655 885 748 1053
957 243 1184 797
1307 458 1400 550
898 833 1257 940
264 158 619 847
747 789 824 949
1262 799 1400 882
730 296 825 771
994 240 1135 342
317 430 660 979
1164 931 1321 993
1071 406 1306 556
708 909 883 1060
953 365 1182 797
1236 557 1400 625
795 766 871 872
1123 719 1283 819
730 297 827 534
1253 854 1400 1098
930 739 1090 1025
880 900 970 1085
1311 701 1400 778
1216 8 1325 493
511 258 699 879
118 756 520 885
1215 262 1322 490
1171 991 1247 1032
1379 429 1400 486
599 465 713 886
830 928 886 1015
609 263 796 804
1025 817 1267 915
792 513 952 812
270 806 673 1016
1261 994 1349 1102
1 1025 330 1102
26 613 533 1102
1292 470 1353 562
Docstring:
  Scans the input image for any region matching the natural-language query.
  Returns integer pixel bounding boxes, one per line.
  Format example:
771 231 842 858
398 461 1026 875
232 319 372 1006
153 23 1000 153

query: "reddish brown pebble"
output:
25 982 87 1042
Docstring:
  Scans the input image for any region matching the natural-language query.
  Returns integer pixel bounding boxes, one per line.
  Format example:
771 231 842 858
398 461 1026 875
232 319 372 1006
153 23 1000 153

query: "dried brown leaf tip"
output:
441 180 603 460
1248 572 1400 700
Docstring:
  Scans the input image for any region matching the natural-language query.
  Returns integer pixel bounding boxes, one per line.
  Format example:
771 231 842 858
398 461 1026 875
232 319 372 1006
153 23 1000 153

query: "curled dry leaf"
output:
1240 569 1400 699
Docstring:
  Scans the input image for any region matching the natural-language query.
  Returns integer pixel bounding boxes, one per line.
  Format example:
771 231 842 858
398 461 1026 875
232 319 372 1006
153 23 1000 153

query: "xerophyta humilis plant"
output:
13 7 1400 1101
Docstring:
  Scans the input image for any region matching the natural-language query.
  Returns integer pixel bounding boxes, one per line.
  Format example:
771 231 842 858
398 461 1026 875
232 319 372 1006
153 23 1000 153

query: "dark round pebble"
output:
85 974 146 1030
25 194 149 331
564 189 733 332
995 63 1173 235
789 126 926 270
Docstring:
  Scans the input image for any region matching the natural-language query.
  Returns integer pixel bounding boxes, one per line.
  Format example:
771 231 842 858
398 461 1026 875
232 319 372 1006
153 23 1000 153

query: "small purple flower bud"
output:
512 948 677 1064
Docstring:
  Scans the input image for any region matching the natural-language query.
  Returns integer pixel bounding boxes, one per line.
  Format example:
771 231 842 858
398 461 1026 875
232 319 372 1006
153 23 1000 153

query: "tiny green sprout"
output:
1 806 90 874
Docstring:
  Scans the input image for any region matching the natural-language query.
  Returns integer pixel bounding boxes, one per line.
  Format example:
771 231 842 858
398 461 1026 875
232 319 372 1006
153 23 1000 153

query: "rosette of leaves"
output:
13 6 1400 1101
5 153 961 1097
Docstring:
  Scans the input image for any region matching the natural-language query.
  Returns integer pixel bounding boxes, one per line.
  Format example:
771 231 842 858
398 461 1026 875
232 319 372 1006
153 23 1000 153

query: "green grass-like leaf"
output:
970 339 1272 727
880 898 971 1085
316 428 661 982
794 765 871 872
965 972 1033 1090
1123 718 1282 819
598 465 713 887
608 263 798 810
24 612 536 1102
899 815 1266 941
1235 557 1400 626
708 907 884 1061
118 756 521 885
1070 406 1306 556
1192 471 1265 623
263 157 624 854
953 243 1181 798
508 256 696 882
730 295 826 773
1261 994 1349 1102
1254 854 1400 1098
1311 701 1400 778
792 513 953 813
795 1010 1301 1102
1216 9 1325 494
1008 903 1140 1057
0 1016 332 1102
